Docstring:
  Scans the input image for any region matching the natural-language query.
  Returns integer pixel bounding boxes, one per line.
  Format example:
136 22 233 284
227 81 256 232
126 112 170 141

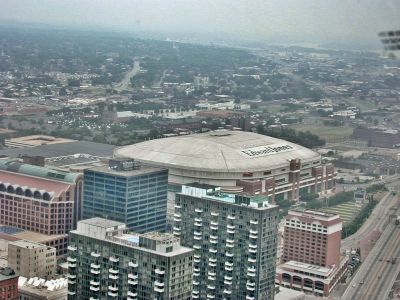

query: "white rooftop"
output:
115 131 320 172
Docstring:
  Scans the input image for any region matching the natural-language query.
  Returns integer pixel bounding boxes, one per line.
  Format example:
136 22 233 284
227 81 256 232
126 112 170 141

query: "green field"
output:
289 124 353 142
321 202 363 224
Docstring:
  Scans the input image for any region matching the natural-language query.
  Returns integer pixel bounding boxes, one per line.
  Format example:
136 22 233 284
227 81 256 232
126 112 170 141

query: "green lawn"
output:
288 124 353 142
321 202 363 224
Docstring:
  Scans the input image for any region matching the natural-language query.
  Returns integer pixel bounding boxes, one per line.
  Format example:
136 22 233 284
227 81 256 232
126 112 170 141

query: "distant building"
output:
0 160 82 255
82 159 168 233
354 188 366 202
353 127 400 148
67 218 194 300
174 183 279 300
8 240 56 279
0 267 18 300
276 210 348 297
18 277 68 300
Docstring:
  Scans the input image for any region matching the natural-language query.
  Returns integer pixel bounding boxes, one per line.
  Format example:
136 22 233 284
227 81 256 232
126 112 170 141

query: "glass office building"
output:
82 159 168 233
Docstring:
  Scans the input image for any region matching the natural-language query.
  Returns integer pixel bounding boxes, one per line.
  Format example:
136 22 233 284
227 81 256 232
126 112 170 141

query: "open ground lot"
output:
289 123 353 142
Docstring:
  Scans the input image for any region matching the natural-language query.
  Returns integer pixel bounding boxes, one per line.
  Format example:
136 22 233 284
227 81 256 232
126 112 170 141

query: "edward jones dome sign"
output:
240 143 294 158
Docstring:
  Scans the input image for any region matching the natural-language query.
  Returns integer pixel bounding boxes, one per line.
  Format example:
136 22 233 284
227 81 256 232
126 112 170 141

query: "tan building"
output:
276 210 348 297
8 240 56 279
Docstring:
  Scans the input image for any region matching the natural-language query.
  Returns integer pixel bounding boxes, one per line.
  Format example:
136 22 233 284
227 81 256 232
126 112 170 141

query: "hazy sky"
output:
1 0 400 44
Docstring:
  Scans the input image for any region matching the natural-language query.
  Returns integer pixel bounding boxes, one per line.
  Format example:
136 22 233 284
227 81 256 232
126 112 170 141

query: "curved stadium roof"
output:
115 131 320 173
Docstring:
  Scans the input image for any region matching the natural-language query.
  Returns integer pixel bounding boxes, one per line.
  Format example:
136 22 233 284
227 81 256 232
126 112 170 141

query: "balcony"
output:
108 291 118 298
194 254 201 259
207 294 215 299
109 256 119 263
67 291 76 296
194 222 202 227
174 204 181 209
210 221 218 226
90 269 100 275
211 212 219 216
227 215 235 220
193 244 201 250
226 243 234 248
224 274 232 280
67 274 76 279
227 225 235 230
109 268 119 274
194 217 202 222
246 285 255 291
248 257 256 263
128 279 138 285
67 245 77 251
209 239 217 244
225 261 233 267
68 263 76 268
250 220 258 225
208 275 216 281
227 229 235 234
154 286 165 293
195 208 203 213
246 296 255 300
90 280 100 286
207 285 215 290
173 226 181 232
210 225 218 230
224 289 232 295
155 281 164 287
90 263 100 269
155 268 165 275
248 267 256 273
224 279 232 285
90 297 99 300
249 229 258 235
128 261 138 268
194 231 202 236
108 285 118 292
173 213 181 222
209 248 217 253
194 236 202 241
193 280 200 286
127 291 138 297
68 279 76 285
209 257 217 263
226 252 233 257
173 231 181 236
209 261 217 267
249 248 257 254
247 281 256 287
249 234 258 239
194 267 201 273
91 252 100 258
225 266 233 271
128 273 138 280
109 274 119 280
249 244 257 249
210 234 218 240
194 257 201 263
90 286 100 292
67 257 76 263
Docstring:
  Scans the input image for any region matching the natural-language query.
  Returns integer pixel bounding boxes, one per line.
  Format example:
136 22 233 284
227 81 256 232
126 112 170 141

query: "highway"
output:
114 60 140 91
342 219 400 299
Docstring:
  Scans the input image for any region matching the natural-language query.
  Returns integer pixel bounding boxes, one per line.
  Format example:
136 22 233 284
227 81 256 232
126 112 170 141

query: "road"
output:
114 61 140 92
341 218 400 299
340 174 400 251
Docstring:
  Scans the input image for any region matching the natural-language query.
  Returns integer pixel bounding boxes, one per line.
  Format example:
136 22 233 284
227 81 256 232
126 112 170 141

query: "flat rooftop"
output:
79 217 125 229
279 260 333 277
0 140 116 159
87 164 166 177
8 239 53 250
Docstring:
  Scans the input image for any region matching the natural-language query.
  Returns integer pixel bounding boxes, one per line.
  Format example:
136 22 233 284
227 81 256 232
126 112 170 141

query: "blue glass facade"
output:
82 168 168 233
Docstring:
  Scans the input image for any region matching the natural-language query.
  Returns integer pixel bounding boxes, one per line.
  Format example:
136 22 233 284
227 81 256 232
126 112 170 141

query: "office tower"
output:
8 240 56 279
276 210 348 297
0 159 82 255
0 267 19 300
82 159 168 233
174 183 279 300
67 218 194 300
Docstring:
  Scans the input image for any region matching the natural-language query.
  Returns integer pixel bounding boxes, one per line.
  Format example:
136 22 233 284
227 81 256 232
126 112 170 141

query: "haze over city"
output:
1 0 400 47
0 1 400 299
